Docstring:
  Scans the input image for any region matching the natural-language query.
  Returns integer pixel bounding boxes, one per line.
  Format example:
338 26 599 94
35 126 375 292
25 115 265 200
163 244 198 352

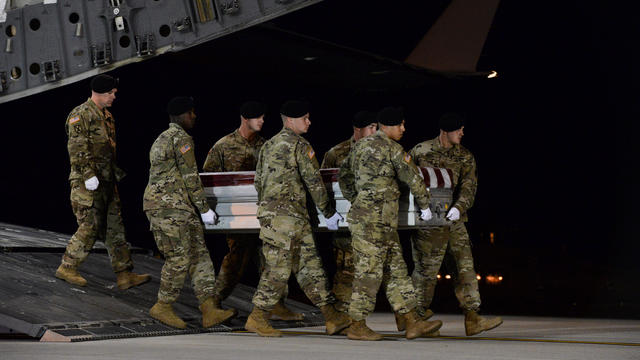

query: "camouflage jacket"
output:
143 123 210 215
339 130 430 228
255 127 335 220
321 137 355 168
202 129 265 172
409 136 477 221
65 98 125 182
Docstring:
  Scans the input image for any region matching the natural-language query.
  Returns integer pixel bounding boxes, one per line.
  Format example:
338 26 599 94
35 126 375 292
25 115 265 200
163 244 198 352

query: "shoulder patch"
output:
404 152 412 163
180 144 192 154
69 116 81 125
308 149 315 159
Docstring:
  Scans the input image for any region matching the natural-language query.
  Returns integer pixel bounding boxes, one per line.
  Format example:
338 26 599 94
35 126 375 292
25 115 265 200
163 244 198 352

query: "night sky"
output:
1 1 636 317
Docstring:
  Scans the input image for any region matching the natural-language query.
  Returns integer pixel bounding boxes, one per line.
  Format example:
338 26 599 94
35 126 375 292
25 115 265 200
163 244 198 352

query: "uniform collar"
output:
169 122 186 133
234 128 262 145
435 135 459 153
86 98 110 119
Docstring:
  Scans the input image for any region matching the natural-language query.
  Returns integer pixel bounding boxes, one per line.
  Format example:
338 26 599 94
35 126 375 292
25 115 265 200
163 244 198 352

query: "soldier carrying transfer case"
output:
245 100 350 337
202 101 302 321
55 74 150 290
338 107 443 341
143 96 235 329
408 112 502 336
320 110 378 313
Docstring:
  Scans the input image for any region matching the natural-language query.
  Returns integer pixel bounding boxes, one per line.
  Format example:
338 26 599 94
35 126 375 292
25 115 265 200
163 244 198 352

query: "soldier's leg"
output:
61 180 106 269
104 183 133 273
149 210 192 304
213 235 253 301
292 221 334 307
410 226 449 310
185 214 217 304
382 229 418 315
348 223 386 322
332 232 354 312
448 222 481 311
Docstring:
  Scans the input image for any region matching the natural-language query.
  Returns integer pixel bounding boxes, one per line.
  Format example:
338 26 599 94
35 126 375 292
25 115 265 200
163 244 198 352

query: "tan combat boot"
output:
464 310 503 336
404 309 442 340
116 271 151 290
320 304 352 335
270 300 304 321
346 320 383 341
199 297 236 328
55 265 87 286
395 308 434 331
149 302 187 329
245 307 282 337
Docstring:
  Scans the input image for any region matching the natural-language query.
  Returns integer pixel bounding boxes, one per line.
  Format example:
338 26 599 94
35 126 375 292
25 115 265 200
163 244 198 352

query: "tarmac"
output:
2 313 639 360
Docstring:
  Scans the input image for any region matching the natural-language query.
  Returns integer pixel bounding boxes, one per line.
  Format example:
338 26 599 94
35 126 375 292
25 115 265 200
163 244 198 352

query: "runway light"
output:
436 274 441 279
485 275 503 285
489 232 495 244
303 56 317 61
476 274 482 280
487 70 498 78
498 276 503 281
445 274 451 280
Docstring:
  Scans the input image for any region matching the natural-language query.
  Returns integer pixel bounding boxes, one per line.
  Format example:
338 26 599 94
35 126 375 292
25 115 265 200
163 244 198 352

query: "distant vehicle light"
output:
487 70 498 78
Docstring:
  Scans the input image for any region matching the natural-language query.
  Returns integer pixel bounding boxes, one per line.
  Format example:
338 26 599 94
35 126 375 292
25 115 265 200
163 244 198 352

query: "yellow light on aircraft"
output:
498 276 503 281
476 274 482 280
445 275 451 280
437 274 441 279
487 70 498 78
489 232 495 244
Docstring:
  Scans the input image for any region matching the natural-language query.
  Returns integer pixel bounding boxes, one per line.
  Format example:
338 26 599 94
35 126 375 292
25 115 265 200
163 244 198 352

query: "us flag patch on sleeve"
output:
403 152 411 163
307 149 315 159
69 116 80 125
180 144 192 154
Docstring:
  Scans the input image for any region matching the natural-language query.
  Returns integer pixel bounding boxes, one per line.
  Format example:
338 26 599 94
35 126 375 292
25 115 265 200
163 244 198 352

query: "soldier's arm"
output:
337 152 357 203
254 146 265 201
392 149 431 209
297 143 335 218
174 136 211 214
67 113 96 180
202 143 224 172
453 154 478 214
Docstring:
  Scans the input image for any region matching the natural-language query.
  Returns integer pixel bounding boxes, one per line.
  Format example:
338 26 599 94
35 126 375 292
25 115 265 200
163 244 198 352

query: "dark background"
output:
1 1 637 318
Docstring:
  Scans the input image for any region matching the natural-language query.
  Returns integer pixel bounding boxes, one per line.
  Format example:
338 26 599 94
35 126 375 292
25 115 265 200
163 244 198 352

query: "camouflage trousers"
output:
61 180 133 273
411 221 481 312
332 233 354 313
252 216 334 311
213 234 263 300
348 222 417 321
146 209 216 305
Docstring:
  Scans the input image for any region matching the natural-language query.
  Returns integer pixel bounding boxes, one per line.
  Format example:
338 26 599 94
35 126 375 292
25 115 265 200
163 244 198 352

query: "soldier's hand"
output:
84 176 99 191
446 207 460 221
326 212 343 230
419 208 433 221
201 209 217 225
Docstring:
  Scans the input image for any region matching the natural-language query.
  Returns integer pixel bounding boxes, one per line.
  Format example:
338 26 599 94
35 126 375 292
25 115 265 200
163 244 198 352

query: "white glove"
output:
201 209 217 225
419 208 432 221
446 207 460 221
85 176 99 191
325 212 343 230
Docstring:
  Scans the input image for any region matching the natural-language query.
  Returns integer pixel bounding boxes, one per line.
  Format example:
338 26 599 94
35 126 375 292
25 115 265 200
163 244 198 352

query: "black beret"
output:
91 74 118 93
280 100 309 118
167 96 194 116
377 107 404 126
240 101 266 119
439 112 465 132
352 110 377 128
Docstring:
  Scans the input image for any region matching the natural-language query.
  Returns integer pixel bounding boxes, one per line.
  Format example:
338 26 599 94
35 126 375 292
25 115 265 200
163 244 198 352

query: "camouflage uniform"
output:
409 136 481 312
143 123 215 305
321 137 356 312
202 129 265 301
61 98 133 273
338 130 430 321
252 127 337 311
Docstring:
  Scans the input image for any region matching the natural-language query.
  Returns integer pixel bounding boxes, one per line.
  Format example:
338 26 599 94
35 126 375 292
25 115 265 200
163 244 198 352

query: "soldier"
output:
55 74 150 290
338 107 442 341
203 101 302 321
143 96 235 329
409 112 502 336
245 100 350 337
320 110 377 313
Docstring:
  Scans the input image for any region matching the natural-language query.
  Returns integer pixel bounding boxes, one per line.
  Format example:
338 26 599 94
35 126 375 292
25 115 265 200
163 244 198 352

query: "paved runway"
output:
2 313 638 360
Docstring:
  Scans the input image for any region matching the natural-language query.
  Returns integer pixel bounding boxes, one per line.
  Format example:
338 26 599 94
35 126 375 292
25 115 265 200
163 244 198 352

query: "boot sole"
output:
326 319 351 335
406 320 443 340
55 273 87 287
245 324 282 337
203 310 236 328
466 319 503 336
347 333 384 341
